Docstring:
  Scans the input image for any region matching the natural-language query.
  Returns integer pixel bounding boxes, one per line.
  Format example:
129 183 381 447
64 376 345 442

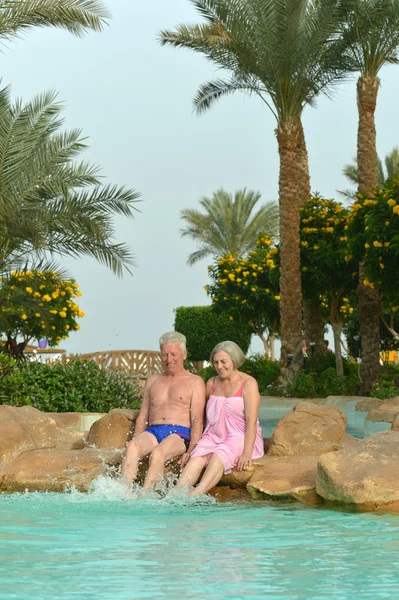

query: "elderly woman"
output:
177 340 264 496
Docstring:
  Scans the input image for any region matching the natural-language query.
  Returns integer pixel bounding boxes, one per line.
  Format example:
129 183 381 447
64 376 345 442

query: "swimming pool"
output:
259 397 388 439
1 478 399 600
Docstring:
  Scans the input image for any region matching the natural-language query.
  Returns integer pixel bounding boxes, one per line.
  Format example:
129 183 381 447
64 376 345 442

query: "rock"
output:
366 404 399 423
263 438 271 454
208 486 250 502
56 429 87 451
355 398 382 412
326 395 368 405
0 406 57 479
45 412 82 429
220 456 269 488
392 415 399 431
339 433 360 446
1 448 110 492
268 401 347 457
317 431 399 510
86 410 139 450
246 456 321 505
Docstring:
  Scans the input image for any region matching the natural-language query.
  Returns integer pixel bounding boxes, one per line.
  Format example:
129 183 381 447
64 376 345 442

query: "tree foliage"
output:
0 0 109 40
0 270 84 347
206 235 280 354
0 86 141 276
347 181 399 342
174 305 252 362
180 188 278 265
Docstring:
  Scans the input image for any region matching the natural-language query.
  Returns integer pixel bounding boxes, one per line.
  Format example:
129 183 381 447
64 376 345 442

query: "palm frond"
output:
0 0 110 40
0 86 140 277
180 187 278 264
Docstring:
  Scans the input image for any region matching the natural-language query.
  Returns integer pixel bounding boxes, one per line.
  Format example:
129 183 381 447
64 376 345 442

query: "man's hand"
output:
179 452 190 468
236 452 252 472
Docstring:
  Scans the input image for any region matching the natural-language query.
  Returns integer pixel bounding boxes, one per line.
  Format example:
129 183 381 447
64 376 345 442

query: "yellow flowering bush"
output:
300 196 357 318
347 180 399 302
0 270 84 346
207 235 280 344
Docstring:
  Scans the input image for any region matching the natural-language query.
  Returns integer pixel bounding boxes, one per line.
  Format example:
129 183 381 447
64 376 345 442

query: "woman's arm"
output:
236 378 260 471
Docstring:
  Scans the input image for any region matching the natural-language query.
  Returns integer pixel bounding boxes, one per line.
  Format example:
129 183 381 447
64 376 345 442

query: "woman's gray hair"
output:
210 341 246 369
159 331 187 352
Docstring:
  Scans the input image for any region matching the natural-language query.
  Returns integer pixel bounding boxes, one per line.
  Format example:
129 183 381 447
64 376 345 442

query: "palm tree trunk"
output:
297 118 326 353
358 263 382 395
304 300 325 357
357 75 379 192
357 74 381 393
296 118 311 204
277 118 303 383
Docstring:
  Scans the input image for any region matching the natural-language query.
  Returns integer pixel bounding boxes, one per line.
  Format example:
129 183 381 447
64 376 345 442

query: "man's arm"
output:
133 375 155 436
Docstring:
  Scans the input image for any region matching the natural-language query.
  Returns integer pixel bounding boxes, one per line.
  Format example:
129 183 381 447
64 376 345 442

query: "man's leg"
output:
143 434 186 490
176 455 208 488
121 432 158 485
189 454 224 496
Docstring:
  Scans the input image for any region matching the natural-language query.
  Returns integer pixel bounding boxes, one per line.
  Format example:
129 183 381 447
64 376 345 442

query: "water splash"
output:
62 473 216 507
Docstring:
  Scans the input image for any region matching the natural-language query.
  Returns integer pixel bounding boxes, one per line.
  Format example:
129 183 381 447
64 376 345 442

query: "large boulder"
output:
0 448 121 492
45 412 82 429
366 404 399 424
317 431 399 511
392 415 399 431
355 398 382 412
0 406 57 479
208 486 250 502
220 455 269 489
86 409 139 450
246 456 321 505
268 401 347 457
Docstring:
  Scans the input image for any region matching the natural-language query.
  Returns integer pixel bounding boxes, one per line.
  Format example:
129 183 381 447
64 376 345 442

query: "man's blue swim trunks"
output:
145 424 191 449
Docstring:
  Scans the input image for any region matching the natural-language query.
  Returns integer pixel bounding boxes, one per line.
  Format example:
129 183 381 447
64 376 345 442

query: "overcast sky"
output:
3 0 399 356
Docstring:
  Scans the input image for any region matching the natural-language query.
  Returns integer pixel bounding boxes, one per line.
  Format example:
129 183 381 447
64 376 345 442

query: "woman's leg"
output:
177 455 208 487
190 454 224 496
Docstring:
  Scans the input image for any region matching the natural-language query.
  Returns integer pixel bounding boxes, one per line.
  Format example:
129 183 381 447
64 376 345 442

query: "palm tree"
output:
159 0 350 381
340 0 399 393
180 188 279 265
339 147 399 198
0 86 140 277
0 0 108 40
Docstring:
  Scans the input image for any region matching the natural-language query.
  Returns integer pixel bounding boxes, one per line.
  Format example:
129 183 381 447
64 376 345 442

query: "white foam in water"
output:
63 474 216 506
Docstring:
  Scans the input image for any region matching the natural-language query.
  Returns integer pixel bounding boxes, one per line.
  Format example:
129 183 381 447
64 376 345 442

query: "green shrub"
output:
240 354 280 393
306 351 355 376
1 357 142 412
196 365 217 382
174 305 252 362
0 352 19 380
287 365 360 398
287 372 317 398
370 383 399 400
196 353 280 393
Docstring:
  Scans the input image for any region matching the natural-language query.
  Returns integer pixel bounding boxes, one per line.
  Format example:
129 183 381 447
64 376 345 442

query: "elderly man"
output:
121 331 206 490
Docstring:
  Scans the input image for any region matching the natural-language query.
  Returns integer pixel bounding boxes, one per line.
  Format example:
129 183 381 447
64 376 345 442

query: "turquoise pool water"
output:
1 478 399 600
259 397 385 439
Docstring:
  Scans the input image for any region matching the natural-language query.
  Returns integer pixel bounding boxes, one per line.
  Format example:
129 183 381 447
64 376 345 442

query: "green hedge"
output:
0 355 142 412
196 353 280 393
174 305 252 362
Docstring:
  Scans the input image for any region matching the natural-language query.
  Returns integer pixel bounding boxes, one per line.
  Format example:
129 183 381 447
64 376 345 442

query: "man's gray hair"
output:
159 331 187 352
210 340 245 369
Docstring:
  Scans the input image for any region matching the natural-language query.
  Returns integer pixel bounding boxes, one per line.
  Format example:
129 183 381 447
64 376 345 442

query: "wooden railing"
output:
68 350 162 376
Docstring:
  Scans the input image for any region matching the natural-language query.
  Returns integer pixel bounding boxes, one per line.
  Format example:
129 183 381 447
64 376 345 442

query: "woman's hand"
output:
179 452 190 468
236 452 252 471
